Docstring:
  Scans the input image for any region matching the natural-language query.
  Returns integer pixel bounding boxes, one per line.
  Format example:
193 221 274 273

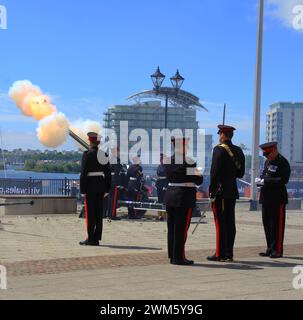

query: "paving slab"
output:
0 209 302 300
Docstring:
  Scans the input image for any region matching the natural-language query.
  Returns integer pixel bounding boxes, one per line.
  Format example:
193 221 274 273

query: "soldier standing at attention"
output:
257 142 291 259
156 153 168 221
107 147 123 220
208 125 245 262
127 156 143 219
164 137 203 266
79 132 111 246
156 153 168 203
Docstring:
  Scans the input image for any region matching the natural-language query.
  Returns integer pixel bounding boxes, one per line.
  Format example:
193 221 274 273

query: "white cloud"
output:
267 0 303 31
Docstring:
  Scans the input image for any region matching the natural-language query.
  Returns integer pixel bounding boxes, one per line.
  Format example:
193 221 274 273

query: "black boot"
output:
79 239 99 246
171 259 194 266
207 254 223 262
259 249 271 257
270 251 282 259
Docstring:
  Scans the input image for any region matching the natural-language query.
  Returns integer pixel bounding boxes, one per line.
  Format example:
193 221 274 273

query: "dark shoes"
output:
207 255 221 262
79 240 99 246
221 257 234 263
259 249 271 257
207 254 233 262
259 249 282 258
270 251 283 259
170 259 194 266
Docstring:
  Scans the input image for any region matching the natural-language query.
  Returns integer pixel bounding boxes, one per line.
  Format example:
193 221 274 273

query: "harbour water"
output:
0 170 80 180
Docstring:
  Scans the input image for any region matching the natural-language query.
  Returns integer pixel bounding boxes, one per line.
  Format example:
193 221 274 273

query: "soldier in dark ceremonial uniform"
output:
156 153 168 221
208 125 245 262
156 153 168 203
127 156 143 219
107 147 124 220
79 132 111 246
164 137 203 266
257 142 291 259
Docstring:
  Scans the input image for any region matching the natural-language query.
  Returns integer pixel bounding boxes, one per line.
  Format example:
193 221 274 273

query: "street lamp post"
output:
251 0 264 210
150 67 185 153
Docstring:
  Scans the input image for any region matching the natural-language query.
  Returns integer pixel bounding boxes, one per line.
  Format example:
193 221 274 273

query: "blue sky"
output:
0 0 302 150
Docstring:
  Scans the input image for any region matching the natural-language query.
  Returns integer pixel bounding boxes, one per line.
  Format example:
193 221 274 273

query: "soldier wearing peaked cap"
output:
156 153 168 221
256 142 291 259
208 125 245 262
127 156 143 219
79 132 111 246
164 137 203 266
107 147 125 220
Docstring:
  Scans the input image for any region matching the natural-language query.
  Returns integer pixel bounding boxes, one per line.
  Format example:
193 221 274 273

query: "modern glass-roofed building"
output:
103 101 212 175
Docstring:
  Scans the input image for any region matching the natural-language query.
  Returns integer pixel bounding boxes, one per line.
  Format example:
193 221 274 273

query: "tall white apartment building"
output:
267 102 303 165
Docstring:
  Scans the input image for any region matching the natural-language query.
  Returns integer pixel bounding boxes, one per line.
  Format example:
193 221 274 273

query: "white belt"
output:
158 177 167 180
168 182 196 188
129 177 137 181
87 172 104 177
111 172 115 176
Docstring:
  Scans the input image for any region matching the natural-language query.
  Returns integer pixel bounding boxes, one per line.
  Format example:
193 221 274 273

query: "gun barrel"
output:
68 130 89 150
0 201 34 207
117 200 165 211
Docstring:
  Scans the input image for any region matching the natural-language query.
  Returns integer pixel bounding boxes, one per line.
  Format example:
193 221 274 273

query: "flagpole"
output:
251 0 264 210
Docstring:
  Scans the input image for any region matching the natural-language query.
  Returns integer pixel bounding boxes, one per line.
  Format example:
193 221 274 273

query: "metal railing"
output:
0 178 80 197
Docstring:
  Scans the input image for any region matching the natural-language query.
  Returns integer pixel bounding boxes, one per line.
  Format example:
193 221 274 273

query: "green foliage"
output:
25 161 81 173
3 149 82 173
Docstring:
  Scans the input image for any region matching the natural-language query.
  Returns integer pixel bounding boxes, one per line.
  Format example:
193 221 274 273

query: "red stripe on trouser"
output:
278 204 284 255
182 208 192 260
112 186 118 218
212 202 220 258
84 195 89 240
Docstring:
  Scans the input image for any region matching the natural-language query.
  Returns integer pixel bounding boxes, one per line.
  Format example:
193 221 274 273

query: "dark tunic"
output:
209 141 245 199
259 154 291 205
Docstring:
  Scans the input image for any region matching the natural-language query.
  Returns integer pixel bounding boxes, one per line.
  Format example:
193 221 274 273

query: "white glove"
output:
255 178 264 186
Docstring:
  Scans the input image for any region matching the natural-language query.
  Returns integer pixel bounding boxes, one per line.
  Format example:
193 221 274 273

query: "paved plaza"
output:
0 208 303 300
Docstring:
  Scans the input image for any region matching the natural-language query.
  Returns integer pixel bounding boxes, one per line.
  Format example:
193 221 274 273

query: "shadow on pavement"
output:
192 258 303 270
233 260 301 268
100 244 162 251
3 230 48 238
192 263 263 271
278 256 303 261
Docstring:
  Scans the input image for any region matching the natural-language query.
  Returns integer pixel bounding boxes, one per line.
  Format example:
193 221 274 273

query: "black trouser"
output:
128 189 139 218
157 188 166 204
212 198 236 259
84 193 104 242
156 180 167 204
166 206 193 260
262 202 286 255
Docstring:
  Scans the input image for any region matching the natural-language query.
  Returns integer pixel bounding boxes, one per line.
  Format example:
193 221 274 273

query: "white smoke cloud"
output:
37 112 70 148
70 120 102 150
267 0 303 31
9 80 104 149
9 80 57 120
